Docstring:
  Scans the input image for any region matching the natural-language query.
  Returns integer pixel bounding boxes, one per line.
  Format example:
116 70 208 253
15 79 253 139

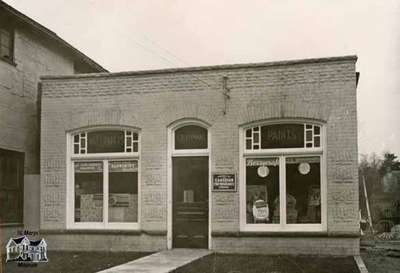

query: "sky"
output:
5 0 400 158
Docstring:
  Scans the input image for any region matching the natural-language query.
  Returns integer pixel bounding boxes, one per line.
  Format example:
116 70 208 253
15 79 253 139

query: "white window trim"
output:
167 119 212 249
66 127 141 230
239 120 327 232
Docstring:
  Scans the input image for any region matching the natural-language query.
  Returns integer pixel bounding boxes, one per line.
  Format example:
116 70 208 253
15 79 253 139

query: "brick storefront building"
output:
40 55 360 255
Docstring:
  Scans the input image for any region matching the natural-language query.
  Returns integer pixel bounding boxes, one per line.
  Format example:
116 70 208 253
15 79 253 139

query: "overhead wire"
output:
130 34 220 89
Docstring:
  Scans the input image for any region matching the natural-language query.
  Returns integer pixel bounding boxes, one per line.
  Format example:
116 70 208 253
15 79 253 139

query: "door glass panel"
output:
108 161 138 223
285 156 321 224
246 157 280 224
173 157 208 203
74 161 103 222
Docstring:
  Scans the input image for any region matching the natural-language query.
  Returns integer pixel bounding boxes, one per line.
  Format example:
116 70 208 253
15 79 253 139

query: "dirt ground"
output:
1 251 150 273
173 253 359 273
361 248 400 273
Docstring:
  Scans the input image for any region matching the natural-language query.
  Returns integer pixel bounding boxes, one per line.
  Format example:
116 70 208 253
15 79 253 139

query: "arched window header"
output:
73 129 139 154
245 123 321 150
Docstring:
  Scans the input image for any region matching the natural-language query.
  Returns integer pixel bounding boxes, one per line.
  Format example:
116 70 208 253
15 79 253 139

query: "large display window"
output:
241 122 326 232
67 128 140 230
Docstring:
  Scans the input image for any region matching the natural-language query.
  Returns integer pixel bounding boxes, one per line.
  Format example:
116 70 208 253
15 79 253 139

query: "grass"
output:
1 251 150 273
172 253 359 273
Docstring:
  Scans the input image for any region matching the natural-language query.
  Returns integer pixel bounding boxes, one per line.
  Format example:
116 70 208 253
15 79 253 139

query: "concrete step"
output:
97 249 212 273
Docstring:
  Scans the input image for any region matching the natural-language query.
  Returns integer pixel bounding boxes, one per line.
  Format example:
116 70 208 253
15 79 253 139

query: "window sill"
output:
0 223 23 228
40 229 167 236
212 231 360 238
0 57 17 67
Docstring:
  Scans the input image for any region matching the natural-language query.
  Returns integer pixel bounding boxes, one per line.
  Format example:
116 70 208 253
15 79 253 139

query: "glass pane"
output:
132 132 138 140
260 124 304 149
74 134 79 142
0 150 23 223
0 45 10 59
175 125 207 149
133 142 138 152
0 190 21 223
108 161 138 223
246 129 252 137
87 131 124 153
306 130 312 141
2 157 18 189
74 162 103 222
314 136 320 147
246 158 280 224
74 144 79 154
314 126 320 135
253 133 259 143
285 157 321 224
246 139 251 150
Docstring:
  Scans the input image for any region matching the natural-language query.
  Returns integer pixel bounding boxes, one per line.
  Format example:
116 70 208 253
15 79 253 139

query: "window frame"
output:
0 23 15 65
239 120 327 232
66 127 140 230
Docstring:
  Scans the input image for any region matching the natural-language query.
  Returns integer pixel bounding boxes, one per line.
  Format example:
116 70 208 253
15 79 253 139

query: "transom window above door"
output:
174 125 208 150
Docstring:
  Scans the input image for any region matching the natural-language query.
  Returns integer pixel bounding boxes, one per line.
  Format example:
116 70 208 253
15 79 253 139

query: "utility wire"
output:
131 34 219 89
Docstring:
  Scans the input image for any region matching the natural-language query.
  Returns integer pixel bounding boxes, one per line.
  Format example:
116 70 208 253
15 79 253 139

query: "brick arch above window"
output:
158 103 218 127
236 101 330 126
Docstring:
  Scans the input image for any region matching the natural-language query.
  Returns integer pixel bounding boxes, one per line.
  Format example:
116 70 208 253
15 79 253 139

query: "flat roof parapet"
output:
40 55 357 81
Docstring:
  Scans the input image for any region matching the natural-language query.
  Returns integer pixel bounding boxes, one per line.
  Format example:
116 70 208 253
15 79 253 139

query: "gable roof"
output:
29 239 42 246
0 0 107 73
11 235 27 244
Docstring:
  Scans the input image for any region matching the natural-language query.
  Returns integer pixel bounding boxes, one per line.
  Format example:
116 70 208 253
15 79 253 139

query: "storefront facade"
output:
40 55 360 255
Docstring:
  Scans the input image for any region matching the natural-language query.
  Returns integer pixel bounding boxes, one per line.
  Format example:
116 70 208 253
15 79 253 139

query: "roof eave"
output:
0 0 108 72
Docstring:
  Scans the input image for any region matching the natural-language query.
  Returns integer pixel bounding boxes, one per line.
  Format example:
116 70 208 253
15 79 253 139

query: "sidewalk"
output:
97 249 212 273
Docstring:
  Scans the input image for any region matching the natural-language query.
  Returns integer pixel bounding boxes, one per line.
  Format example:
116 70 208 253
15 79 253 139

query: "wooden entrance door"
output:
172 156 208 248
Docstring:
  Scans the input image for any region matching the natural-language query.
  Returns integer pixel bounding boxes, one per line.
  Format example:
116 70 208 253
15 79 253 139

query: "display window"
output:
67 128 140 230
241 122 326 232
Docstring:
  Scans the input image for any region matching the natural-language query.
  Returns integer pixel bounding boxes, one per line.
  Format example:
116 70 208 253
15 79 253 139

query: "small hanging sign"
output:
212 173 236 191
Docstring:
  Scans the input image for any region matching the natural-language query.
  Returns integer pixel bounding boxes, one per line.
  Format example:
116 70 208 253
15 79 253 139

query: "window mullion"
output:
103 160 109 228
280 156 286 227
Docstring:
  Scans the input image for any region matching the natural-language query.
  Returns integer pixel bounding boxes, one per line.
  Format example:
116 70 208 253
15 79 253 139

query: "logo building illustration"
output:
6 235 48 263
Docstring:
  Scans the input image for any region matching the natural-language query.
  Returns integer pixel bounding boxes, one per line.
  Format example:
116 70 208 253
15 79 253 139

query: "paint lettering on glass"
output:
87 131 125 153
261 124 304 149
175 125 207 150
